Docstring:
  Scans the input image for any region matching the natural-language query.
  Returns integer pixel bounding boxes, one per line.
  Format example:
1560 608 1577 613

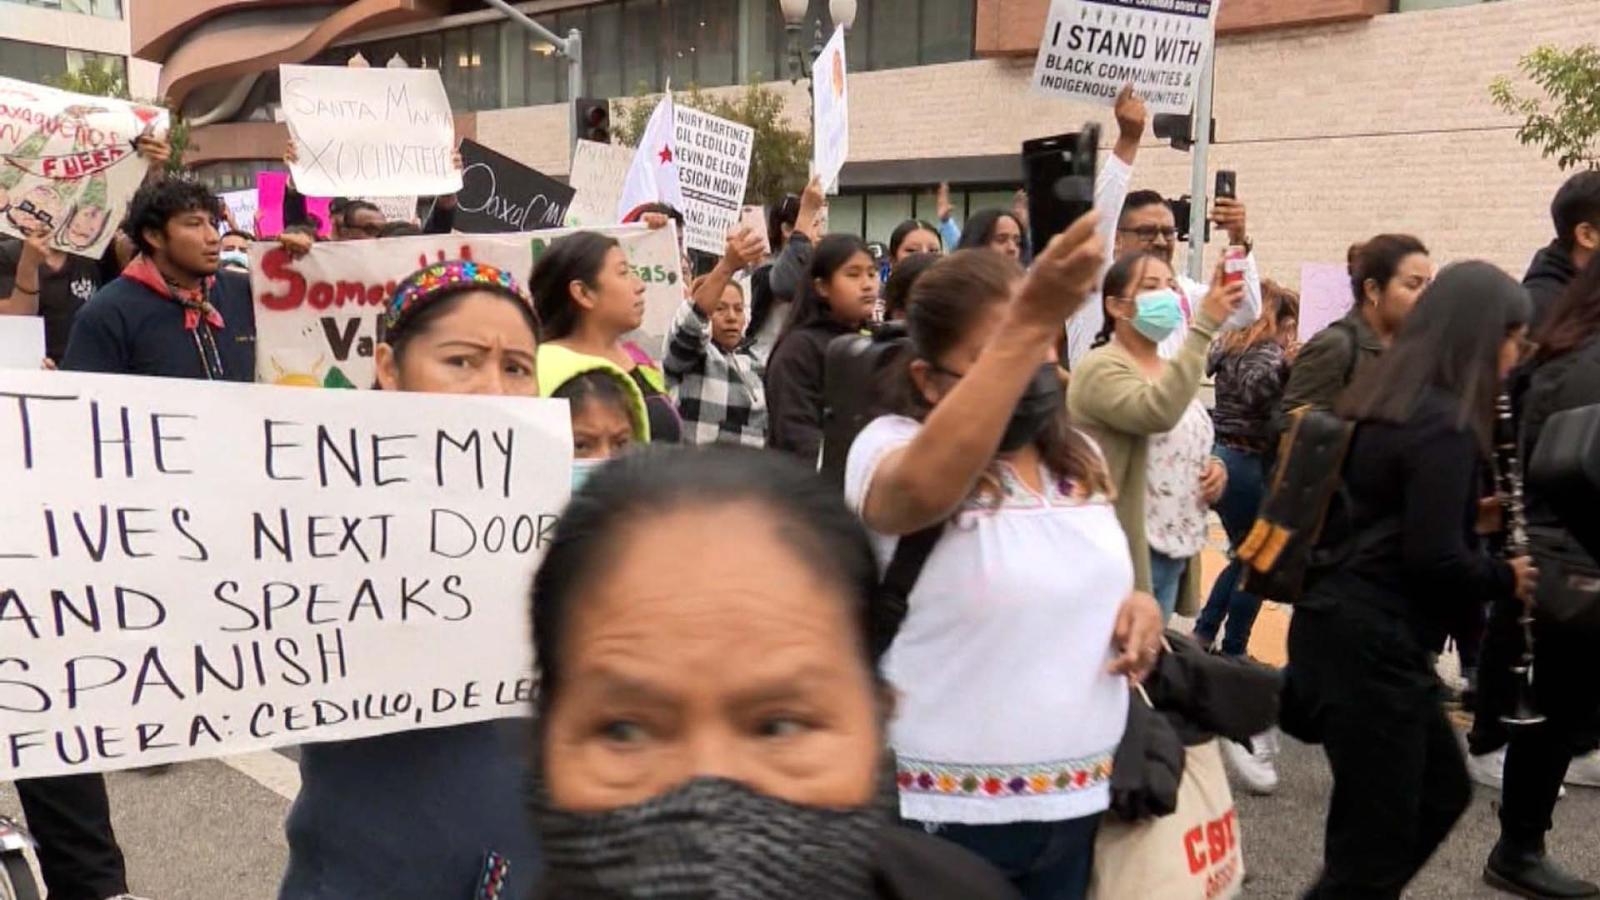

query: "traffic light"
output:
576 98 611 144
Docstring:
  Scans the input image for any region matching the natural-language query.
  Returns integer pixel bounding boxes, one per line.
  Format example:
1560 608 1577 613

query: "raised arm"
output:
1066 85 1144 368
0 231 46 316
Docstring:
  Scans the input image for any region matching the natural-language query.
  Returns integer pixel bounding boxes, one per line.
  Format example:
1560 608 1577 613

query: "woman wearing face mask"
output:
1283 263 1535 900
956 209 1026 262
545 362 650 491
532 231 682 444
850 220 1163 900
765 234 880 461
1069 252 1245 621
528 445 1019 899
279 260 543 900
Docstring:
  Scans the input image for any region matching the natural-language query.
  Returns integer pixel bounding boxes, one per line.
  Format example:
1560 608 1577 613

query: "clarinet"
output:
1495 390 1545 726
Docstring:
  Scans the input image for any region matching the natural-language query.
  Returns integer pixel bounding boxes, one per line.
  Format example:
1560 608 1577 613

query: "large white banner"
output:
280 64 462 198
0 76 169 259
564 139 633 228
811 26 850 195
674 106 754 256
1031 0 1219 115
250 226 684 389
0 369 571 779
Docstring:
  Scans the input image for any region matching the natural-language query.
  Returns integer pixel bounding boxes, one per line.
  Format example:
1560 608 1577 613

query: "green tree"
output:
49 59 190 176
615 84 812 207
1490 44 1600 171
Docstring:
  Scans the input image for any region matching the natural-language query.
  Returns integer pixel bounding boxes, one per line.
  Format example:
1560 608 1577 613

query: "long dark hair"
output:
956 209 1021 252
1533 250 1600 362
897 250 1111 498
530 445 882 716
883 252 939 321
528 231 621 341
1338 261 1532 451
889 219 941 258
1091 251 1169 350
773 233 870 352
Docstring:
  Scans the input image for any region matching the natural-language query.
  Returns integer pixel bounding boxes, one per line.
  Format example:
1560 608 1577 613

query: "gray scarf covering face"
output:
531 772 897 899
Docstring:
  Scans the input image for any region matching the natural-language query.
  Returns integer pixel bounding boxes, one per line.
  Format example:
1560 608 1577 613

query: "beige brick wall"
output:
475 0 1599 286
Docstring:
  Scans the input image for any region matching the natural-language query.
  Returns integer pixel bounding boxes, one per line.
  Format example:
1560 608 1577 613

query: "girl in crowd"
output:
888 219 943 265
1194 281 1301 655
527 445 1018 899
956 208 1025 262
545 364 650 491
755 177 828 362
531 230 682 443
883 252 940 323
848 221 1162 899
279 260 543 900
1478 252 1600 898
1279 234 1430 416
765 233 879 461
1284 262 1535 900
1069 253 1242 621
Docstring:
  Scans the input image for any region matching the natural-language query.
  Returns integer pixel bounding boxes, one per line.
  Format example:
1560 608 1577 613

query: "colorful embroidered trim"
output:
386 259 533 332
896 752 1114 797
476 851 510 900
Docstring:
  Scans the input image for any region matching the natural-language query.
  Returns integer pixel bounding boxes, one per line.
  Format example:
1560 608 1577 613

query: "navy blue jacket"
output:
62 269 255 381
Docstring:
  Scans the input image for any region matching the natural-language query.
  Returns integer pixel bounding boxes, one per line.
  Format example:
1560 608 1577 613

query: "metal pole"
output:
1186 44 1214 283
483 0 570 52
565 28 583 154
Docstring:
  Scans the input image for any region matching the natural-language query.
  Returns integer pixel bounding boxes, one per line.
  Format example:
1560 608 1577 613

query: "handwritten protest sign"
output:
1031 0 1219 115
455 139 575 234
0 315 44 369
359 195 419 225
0 369 570 779
0 76 169 259
281 65 461 198
256 171 332 239
812 26 850 194
250 225 684 389
1298 262 1354 343
674 107 754 256
218 189 259 237
565 140 634 228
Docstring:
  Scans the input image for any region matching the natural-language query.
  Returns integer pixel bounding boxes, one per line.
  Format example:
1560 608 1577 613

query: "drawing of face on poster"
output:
58 172 110 251
7 182 67 234
832 49 845 100
0 129 53 213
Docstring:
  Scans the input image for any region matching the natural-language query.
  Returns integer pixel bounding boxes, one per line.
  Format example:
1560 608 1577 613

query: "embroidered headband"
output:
385 260 534 333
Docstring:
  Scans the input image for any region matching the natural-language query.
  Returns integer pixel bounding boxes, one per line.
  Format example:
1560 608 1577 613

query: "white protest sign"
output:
812 25 850 195
673 107 754 256
251 225 685 389
0 315 44 369
280 65 461 198
564 140 634 228
359 195 420 225
218 189 259 236
0 369 571 779
0 76 170 259
1032 0 1219 115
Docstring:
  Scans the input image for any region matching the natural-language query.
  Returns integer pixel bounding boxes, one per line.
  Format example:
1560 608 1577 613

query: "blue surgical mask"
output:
219 249 249 271
571 458 604 493
1131 289 1185 343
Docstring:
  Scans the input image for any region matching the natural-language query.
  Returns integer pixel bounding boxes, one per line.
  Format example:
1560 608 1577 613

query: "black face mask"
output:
998 363 1064 453
532 775 885 899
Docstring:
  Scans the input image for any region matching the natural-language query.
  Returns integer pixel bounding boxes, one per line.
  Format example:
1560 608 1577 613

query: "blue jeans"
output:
1149 549 1188 622
1193 443 1268 656
909 815 1100 900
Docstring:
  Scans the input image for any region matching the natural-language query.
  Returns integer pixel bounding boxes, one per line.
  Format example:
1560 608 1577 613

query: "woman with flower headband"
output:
278 260 543 900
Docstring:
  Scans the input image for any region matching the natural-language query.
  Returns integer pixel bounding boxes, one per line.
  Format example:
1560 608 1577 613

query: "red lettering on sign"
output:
308 281 334 310
257 248 307 311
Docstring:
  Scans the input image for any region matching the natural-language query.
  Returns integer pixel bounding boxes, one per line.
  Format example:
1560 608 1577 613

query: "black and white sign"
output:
673 107 754 256
453 139 575 234
1031 0 1220 116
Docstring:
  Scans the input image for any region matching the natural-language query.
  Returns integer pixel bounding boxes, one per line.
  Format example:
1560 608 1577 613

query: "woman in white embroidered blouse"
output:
844 215 1163 900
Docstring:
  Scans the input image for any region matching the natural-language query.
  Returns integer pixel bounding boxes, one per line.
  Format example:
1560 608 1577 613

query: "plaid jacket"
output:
663 300 769 447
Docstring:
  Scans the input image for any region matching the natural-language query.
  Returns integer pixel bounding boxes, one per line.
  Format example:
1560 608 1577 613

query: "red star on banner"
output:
658 146 673 164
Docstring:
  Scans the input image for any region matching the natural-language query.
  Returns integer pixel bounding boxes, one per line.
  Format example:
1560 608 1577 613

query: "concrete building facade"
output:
1 0 160 97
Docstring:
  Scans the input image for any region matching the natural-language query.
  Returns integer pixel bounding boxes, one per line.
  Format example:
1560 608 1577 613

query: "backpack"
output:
818 323 942 656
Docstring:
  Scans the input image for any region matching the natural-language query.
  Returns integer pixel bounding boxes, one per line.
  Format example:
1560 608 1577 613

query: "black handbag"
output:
1527 402 1600 561
1527 526 1600 633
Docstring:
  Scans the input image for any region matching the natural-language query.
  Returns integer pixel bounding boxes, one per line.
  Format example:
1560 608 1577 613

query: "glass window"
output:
442 28 472 109
587 2 625 98
502 22 527 107
471 22 500 109
919 0 973 65
964 190 1017 230
418 33 444 70
622 0 662 92
523 32 561 106
829 194 866 238
868 0 918 70
741 0 783 84
864 193 913 244
666 0 698 87
910 189 940 228
0 39 67 85
696 0 739 87
91 0 120 18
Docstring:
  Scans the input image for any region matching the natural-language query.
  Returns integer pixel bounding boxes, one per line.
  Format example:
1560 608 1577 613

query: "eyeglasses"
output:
1118 226 1178 243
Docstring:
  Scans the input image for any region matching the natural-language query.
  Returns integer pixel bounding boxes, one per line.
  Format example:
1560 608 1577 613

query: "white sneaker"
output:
1223 728 1279 795
1467 747 1506 790
1565 749 1600 788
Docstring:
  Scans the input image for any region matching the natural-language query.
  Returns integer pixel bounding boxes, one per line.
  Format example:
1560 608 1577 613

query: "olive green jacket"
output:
1067 314 1221 610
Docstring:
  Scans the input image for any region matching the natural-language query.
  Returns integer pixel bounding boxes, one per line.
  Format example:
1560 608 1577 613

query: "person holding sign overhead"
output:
278 259 543 900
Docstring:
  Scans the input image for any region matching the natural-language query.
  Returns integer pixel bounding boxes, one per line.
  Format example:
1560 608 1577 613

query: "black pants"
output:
15 773 128 900
1284 583 1471 900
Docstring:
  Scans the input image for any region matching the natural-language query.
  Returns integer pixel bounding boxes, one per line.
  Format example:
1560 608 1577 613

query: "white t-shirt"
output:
1146 397 1215 558
845 415 1133 825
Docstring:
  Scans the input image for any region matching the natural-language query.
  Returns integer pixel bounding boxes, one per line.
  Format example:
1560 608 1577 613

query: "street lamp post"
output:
480 0 584 152
780 0 854 103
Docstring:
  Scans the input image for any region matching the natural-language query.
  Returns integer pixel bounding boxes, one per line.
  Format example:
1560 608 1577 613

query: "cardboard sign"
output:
256 171 332 239
0 76 170 259
1298 262 1354 343
454 139 575 234
0 369 571 779
673 107 754 256
1032 0 1220 116
0 315 44 369
565 140 634 228
280 64 461 198
812 26 850 195
250 225 685 390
